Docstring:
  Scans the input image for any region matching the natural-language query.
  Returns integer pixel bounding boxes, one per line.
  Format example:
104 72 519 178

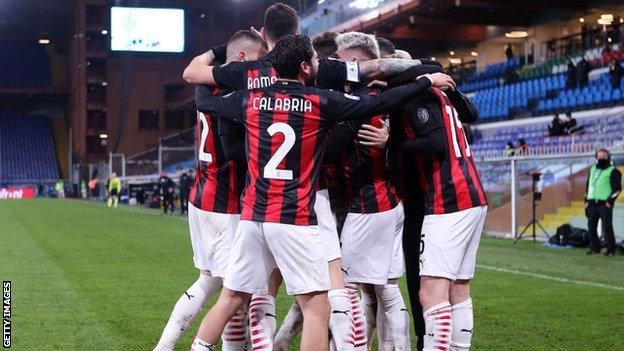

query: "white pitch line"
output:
476 264 624 292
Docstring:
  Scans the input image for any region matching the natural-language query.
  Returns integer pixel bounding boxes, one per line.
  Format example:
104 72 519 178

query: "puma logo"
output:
427 333 435 338
184 291 195 300
265 313 277 319
341 267 351 275
460 329 473 334
400 308 408 312
332 309 350 316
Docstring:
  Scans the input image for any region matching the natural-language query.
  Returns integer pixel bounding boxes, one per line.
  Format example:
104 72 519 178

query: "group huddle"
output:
153 3 487 351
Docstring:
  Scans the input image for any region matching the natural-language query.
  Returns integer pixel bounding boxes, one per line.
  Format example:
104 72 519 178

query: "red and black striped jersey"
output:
212 53 359 91
334 86 400 214
196 78 433 225
189 86 244 214
402 87 487 215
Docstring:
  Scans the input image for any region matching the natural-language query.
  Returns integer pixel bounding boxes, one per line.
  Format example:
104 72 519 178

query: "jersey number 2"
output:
444 105 471 158
198 113 213 163
264 122 295 180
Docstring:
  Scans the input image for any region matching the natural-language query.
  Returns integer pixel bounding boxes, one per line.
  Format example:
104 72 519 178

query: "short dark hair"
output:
312 31 338 59
264 3 299 42
270 35 314 79
227 30 266 48
376 37 396 56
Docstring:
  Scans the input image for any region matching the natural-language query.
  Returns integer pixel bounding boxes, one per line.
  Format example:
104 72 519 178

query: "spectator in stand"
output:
608 60 624 89
505 44 514 60
566 60 577 89
505 68 519 84
585 149 622 256
518 138 529 155
505 141 516 157
577 57 590 87
548 114 566 136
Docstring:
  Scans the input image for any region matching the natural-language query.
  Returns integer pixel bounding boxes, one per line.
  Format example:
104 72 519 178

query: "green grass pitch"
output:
1 199 623 350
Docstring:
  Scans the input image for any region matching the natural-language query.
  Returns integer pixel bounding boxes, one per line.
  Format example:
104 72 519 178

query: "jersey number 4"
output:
444 105 471 158
264 122 295 180
198 113 213 163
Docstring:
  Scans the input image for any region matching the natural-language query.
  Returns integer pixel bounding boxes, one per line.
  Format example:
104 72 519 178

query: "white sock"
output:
274 302 303 351
423 302 452 351
190 337 215 351
154 274 222 351
360 288 377 350
449 299 473 351
376 303 389 350
248 294 277 351
345 283 367 351
329 289 355 351
374 284 411 351
222 306 248 351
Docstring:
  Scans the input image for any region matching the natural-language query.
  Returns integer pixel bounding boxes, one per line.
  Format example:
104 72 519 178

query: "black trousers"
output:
587 201 616 253
162 195 174 214
179 191 189 214
402 201 425 351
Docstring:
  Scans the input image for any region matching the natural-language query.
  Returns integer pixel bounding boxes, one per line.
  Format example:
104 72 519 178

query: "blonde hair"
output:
335 32 380 59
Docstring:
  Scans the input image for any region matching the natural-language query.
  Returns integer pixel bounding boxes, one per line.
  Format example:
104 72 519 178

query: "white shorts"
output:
188 203 240 277
420 205 487 281
315 189 341 262
223 220 330 296
340 202 405 285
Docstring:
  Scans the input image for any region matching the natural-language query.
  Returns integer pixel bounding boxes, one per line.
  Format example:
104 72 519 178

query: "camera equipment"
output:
515 171 550 243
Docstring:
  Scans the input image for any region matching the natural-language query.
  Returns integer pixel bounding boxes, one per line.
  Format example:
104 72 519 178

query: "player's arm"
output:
218 118 246 162
447 89 479 124
195 85 244 122
360 58 431 80
325 121 360 160
182 44 228 84
608 168 622 207
326 73 455 121
385 65 445 86
400 101 446 158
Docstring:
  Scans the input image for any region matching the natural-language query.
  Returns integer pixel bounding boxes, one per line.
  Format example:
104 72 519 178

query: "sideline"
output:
477 264 624 292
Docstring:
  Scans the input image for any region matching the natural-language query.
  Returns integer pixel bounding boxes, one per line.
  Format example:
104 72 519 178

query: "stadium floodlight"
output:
505 31 528 38
597 18 612 25
101 29 108 35
100 134 109 139
471 51 478 57
430 56 436 61
579 17 585 23
38 39 50 44
450 58 462 65
349 0 384 10
449 50 455 55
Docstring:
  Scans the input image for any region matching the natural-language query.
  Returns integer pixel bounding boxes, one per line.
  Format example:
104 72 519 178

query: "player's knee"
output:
374 283 402 307
218 288 249 310
450 279 471 304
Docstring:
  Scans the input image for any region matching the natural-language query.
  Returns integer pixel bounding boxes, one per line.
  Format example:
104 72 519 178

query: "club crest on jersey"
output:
252 96 313 112
247 76 277 89
417 107 429 122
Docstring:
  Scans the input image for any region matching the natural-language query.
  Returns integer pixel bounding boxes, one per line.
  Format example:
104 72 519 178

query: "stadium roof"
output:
303 0 622 57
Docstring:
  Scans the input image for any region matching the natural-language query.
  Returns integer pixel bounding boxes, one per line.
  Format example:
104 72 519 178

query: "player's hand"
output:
423 73 456 90
367 80 388 88
358 120 389 149
606 202 612 209
250 26 263 38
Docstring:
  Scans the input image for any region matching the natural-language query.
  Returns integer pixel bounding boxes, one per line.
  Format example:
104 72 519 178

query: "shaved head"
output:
226 30 268 63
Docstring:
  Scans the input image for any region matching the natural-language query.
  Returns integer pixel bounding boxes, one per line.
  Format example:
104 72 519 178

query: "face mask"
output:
597 159 610 169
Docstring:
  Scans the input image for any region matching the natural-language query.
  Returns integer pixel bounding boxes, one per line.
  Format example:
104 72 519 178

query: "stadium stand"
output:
0 42 52 87
461 45 624 120
0 115 59 185
472 112 624 158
